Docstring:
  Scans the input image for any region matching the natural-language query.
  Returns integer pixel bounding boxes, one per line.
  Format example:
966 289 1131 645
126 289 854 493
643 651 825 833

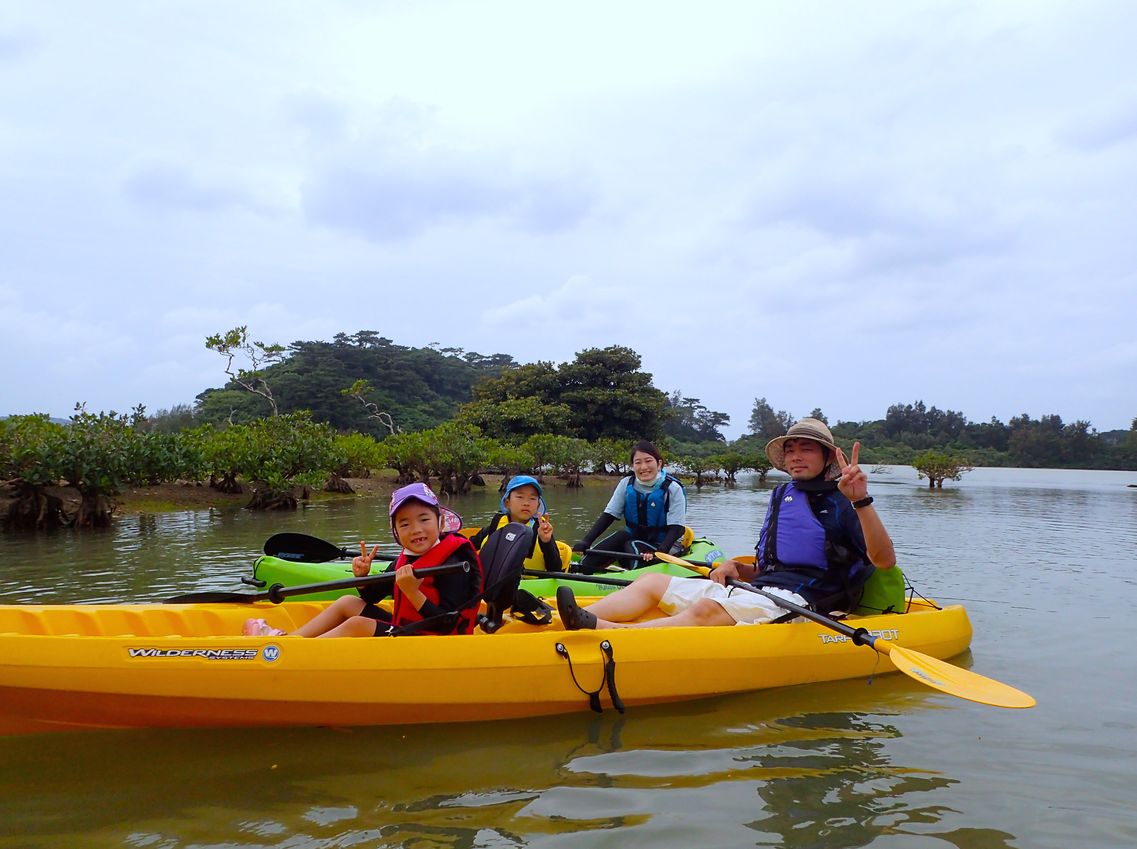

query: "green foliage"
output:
57 406 147 499
591 439 632 475
457 395 572 440
197 412 339 503
462 346 669 442
673 453 721 487
662 391 730 443
123 427 206 486
205 326 286 416
716 448 770 484
332 432 386 478
748 397 794 440
419 422 492 496
483 441 538 478
911 450 973 488
196 330 514 436
375 430 431 484
141 403 198 434
726 434 773 480
833 404 1134 471
522 433 592 486
0 414 68 487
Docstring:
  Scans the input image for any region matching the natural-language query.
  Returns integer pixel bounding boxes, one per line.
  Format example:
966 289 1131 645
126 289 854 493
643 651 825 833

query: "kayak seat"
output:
478 522 550 632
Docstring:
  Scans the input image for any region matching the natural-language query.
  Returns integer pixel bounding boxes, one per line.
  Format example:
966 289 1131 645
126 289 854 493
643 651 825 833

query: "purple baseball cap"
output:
388 482 462 542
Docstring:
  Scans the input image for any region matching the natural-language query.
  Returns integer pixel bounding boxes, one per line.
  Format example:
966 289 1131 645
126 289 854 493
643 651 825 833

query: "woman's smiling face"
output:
632 450 662 482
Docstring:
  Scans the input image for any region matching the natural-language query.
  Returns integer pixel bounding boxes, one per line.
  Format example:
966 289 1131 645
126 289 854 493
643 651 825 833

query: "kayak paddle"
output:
165 562 471 605
577 547 723 567
653 551 1036 710
264 532 396 563
522 569 637 588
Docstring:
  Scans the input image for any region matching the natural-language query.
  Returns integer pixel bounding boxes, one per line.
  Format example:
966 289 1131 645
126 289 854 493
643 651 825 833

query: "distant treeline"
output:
180 331 1136 471
5 330 1134 532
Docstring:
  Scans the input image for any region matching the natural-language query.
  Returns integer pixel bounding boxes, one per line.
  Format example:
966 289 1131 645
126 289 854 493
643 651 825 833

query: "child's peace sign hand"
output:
352 540 381 577
836 442 869 502
537 514 554 543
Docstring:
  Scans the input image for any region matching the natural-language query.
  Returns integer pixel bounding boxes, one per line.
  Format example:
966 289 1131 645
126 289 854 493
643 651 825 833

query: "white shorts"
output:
658 577 809 626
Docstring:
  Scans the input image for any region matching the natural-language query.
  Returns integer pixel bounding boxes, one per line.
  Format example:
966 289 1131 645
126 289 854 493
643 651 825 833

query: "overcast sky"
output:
3 1 1134 437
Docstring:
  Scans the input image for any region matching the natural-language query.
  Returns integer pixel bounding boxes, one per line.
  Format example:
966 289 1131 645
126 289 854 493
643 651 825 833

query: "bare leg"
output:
582 573 673 621
596 598 736 629
291 595 367 638
314 616 379 638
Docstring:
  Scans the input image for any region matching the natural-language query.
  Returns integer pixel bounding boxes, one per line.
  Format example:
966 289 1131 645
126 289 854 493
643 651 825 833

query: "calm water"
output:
1 468 1135 848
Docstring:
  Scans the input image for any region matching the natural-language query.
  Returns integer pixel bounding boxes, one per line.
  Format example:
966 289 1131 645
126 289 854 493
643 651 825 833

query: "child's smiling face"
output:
504 484 542 522
392 501 441 555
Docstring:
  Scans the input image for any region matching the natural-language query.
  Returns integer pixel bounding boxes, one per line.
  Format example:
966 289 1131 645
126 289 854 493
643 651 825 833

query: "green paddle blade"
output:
883 643 1036 709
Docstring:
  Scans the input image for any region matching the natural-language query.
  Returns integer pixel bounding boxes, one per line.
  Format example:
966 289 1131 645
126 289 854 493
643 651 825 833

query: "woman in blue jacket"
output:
572 441 687 573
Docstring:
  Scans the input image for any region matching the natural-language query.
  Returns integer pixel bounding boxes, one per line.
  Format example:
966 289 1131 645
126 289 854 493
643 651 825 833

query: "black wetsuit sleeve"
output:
538 535 564 571
357 561 397 605
468 514 502 550
657 524 685 554
578 513 616 549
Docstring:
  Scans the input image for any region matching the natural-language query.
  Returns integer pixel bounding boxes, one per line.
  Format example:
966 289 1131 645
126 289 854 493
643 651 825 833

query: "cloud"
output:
122 164 271 215
0 29 39 63
303 154 593 241
1058 94 1137 151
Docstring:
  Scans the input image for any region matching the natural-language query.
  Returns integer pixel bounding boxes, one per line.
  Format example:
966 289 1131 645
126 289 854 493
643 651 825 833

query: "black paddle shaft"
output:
726 578 873 646
522 569 637 588
165 562 471 605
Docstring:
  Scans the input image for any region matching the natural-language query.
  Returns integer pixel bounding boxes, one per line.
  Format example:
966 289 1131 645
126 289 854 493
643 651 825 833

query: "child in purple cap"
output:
242 482 482 637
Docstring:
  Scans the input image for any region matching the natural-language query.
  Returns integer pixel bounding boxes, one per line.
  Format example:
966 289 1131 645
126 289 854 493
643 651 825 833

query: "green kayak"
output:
249 537 727 600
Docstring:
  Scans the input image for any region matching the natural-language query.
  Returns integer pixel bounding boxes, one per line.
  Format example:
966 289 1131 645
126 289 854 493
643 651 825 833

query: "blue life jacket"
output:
755 482 871 611
622 473 683 545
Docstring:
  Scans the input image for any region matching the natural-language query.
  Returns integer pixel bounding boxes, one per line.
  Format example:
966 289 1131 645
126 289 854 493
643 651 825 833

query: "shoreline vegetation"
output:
4 467 1133 522
3 328 1134 532
0 472 619 520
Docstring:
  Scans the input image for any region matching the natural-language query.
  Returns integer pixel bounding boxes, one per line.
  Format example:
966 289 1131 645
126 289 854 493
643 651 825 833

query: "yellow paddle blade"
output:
653 551 1036 710
881 643 1036 709
655 551 709 574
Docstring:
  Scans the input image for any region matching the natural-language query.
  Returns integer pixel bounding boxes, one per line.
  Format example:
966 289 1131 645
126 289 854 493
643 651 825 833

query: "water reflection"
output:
0 679 1023 849
2 470 1135 848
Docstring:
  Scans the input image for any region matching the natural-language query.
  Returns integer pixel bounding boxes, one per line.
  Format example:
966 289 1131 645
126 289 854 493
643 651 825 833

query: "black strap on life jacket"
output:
510 587 553 626
467 514 503 551
760 483 788 567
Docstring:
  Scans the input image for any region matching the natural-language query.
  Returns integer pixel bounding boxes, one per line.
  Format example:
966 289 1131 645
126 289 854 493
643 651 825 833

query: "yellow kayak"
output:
0 599 971 734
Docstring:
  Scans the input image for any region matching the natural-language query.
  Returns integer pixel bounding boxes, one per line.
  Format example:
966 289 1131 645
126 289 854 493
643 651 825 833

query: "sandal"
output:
556 586 597 631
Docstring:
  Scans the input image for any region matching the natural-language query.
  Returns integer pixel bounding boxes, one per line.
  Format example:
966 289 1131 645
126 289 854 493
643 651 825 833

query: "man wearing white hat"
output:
557 418 897 630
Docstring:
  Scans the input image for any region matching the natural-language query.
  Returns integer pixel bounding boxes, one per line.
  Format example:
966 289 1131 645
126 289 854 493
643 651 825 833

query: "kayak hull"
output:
0 599 970 734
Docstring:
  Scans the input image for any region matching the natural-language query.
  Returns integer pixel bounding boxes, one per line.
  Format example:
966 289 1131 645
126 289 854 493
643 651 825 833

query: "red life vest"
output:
390 533 483 634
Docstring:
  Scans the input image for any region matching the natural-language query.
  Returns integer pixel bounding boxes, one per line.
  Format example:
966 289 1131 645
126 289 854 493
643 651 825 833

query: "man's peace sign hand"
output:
836 441 869 502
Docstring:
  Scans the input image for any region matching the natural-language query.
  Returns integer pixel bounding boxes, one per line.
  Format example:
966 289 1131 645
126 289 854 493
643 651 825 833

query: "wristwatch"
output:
851 496 874 510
